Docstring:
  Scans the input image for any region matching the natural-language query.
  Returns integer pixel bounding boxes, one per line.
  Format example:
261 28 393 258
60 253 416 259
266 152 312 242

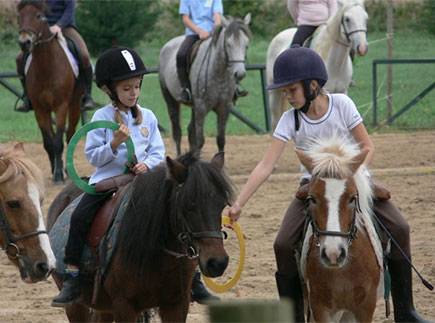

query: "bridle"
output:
339 4 367 46
305 191 361 247
163 184 227 259
0 198 47 259
18 8 56 50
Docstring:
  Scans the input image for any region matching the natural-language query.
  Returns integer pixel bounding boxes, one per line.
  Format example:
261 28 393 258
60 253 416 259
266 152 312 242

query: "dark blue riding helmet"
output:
266 45 328 90
95 46 148 88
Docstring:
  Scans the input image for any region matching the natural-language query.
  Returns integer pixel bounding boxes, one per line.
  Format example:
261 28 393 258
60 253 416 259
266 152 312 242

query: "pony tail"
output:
114 106 124 125
133 105 142 125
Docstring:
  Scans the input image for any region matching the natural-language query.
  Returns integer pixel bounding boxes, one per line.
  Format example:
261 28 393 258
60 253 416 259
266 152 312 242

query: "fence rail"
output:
1 64 271 133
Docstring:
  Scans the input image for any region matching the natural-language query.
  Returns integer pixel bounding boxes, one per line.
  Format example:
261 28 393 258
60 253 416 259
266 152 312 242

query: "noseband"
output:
305 193 360 246
164 184 227 259
0 199 47 259
18 10 56 49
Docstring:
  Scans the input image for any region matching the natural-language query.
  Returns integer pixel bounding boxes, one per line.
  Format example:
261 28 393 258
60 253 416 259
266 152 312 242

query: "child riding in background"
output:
51 46 165 307
227 45 428 322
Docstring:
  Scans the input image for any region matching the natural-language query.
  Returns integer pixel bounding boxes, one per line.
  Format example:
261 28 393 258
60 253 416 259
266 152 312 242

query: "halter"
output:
164 184 227 259
0 198 47 259
305 192 361 246
340 5 367 45
18 11 56 50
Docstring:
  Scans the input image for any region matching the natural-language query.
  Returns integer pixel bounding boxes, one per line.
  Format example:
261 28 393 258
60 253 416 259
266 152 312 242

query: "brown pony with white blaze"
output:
0 142 56 283
17 0 83 184
296 135 383 322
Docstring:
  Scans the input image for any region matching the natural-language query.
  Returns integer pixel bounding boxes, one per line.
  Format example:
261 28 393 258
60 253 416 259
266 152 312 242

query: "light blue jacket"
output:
85 104 165 184
179 0 223 36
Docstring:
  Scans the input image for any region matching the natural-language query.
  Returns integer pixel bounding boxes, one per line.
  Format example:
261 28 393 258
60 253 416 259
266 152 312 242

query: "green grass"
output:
0 30 434 143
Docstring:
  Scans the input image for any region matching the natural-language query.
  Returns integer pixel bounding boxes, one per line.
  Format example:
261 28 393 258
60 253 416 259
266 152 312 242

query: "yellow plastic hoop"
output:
202 216 246 293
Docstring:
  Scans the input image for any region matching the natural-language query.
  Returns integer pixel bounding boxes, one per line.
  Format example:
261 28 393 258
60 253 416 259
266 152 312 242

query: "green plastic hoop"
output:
66 120 135 195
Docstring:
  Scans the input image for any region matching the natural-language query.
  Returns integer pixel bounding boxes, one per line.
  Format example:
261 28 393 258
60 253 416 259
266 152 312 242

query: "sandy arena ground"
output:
0 131 434 322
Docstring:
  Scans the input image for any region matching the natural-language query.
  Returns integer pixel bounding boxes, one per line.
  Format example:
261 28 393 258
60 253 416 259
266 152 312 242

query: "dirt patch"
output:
0 131 434 322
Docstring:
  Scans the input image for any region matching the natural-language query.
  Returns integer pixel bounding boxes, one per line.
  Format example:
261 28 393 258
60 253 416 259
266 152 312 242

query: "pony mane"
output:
115 152 234 276
0 145 44 197
303 134 373 218
313 0 365 59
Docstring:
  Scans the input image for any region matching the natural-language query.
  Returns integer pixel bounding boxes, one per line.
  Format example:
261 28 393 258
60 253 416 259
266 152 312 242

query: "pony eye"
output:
6 201 21 210
349 196 356 204
345 17 350 23
309 195 317 204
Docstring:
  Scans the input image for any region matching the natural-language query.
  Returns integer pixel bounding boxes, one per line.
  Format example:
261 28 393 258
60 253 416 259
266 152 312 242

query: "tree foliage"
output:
76 0 162 56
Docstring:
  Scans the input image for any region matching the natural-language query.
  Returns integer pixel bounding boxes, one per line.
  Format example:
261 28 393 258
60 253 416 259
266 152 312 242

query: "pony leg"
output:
159 301 190 323
216 105 230 152
52 128 65 184
189 104 206 154
40 128 56 175
161 81 182 156
65 302 92 322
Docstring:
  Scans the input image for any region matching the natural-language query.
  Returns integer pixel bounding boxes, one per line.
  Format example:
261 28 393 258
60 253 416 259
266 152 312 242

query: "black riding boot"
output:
389 258 429 322
81 66 94 110
51 273 82 307
191 270 220 304
176 64 192 104
275 272 305 322
15 76 32 112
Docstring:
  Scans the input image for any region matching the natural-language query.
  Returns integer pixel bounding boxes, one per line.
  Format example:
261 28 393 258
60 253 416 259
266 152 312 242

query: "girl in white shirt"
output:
227 45 427 322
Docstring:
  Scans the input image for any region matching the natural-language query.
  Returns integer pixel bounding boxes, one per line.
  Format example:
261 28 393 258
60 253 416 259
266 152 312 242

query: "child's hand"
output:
225 202 243 223
111 124 131 152
132 162 148 174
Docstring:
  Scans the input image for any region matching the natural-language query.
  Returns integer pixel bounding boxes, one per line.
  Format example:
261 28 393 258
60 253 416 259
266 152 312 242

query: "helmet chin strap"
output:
295 80 320 131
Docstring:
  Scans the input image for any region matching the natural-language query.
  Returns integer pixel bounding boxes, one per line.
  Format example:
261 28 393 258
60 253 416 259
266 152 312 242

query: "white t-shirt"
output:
273 93 363 179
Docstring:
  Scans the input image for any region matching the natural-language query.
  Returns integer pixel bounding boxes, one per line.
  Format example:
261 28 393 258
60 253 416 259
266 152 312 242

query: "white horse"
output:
266 0 369 131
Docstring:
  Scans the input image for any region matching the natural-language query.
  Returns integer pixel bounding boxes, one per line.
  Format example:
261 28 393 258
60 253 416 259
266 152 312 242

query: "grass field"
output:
0 30 434 143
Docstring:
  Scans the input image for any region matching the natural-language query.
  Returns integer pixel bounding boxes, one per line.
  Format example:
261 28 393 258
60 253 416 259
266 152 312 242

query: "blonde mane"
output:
0 145 44 197
313 0 365 59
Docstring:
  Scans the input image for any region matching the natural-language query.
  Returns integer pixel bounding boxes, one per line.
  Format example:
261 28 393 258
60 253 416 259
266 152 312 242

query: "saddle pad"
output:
48 188 132 278
25 35 79 78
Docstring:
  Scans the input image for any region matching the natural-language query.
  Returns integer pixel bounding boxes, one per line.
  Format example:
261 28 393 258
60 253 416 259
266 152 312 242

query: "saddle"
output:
188 40 204 67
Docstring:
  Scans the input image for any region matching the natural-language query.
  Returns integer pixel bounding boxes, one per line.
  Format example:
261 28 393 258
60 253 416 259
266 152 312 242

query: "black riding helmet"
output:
95 46 148 88
267 45 328 130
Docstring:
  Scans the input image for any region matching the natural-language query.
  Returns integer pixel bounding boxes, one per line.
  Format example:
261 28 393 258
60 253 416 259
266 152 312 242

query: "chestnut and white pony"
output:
0 142 56 283
267 0 369 130
296 135 383 322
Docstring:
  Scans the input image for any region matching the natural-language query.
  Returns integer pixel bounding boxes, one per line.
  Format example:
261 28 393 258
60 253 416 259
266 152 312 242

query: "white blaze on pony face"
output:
27 182 57 273
322 178 348 266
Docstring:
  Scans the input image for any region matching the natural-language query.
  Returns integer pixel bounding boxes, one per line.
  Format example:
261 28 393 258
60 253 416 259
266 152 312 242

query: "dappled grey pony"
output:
159 14 251 155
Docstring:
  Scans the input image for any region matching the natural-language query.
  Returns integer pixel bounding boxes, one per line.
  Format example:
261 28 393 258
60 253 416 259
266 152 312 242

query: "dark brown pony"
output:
296 135 383 322
0 142 56 283
17 0 82 184
47 152 234 322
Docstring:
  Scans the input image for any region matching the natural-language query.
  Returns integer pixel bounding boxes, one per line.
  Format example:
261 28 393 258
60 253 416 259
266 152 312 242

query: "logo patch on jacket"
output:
141 126 149 138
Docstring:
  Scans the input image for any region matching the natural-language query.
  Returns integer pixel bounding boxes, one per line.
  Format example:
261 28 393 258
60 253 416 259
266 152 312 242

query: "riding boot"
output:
51 272 82 307
191 270 220 304
389 258 429 322
15 76 32 112
275 272 305 322
80 66 95 111
176 63 192 104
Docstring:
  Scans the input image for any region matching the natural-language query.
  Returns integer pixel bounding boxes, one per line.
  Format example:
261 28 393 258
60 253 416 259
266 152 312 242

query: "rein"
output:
0 198 47 259
305 193 361 246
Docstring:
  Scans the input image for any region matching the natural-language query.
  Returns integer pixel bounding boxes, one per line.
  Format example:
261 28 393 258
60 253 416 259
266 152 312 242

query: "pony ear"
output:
14 142 25 152
295 149 314 174
244 13 251 25
166 156 188 184
211 152 225 170
349 149 369 174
